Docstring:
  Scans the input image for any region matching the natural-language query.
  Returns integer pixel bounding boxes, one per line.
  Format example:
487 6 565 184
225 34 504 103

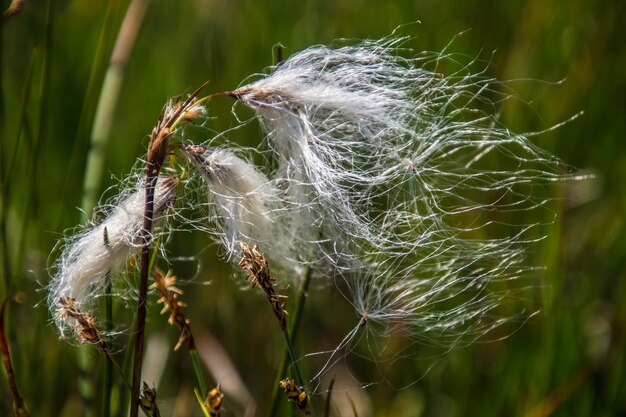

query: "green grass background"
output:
1 0 625 416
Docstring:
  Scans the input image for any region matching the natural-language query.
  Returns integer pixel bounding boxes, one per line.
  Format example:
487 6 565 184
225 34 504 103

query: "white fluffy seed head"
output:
182 144 286 262
231 35 579 349
49 176 177 337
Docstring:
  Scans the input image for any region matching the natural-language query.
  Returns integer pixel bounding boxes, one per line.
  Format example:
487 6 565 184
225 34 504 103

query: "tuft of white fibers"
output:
49 176 178 337
182 141 338 280
228 35 581 355
182 144 290 262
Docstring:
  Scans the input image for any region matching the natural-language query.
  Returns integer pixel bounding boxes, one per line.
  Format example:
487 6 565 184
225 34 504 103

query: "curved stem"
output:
269 265 312 417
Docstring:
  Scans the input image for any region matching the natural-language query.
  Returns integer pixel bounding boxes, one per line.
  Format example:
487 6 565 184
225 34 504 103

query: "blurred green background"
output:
1 0 625 416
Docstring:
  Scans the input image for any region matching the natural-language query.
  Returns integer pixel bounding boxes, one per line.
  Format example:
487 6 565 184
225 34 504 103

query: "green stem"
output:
70 3 119 417
189 348 208 397
102 270 113 417
59 0 120 227
77 349 95 416
77 2 148 415
103 349 131 392
0 45 36 297
81 0 149 213
99 346 150 417
282 329 304 388
269 265 313 417
2 48 37 298
117 300 137 417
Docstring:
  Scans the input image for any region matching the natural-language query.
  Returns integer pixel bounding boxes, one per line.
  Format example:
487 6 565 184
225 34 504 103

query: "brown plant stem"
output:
129 82 208 417
129 173 158 417
0 294 29 417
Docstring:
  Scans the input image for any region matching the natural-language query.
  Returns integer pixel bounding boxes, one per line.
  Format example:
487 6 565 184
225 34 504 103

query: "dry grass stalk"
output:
131 82 208 417
238 242 288 330
151 268 194 351
56 297 110 353
0 294 29 417
279 377 310 415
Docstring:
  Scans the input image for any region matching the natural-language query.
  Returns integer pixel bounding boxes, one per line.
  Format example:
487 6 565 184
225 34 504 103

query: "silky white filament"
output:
182 142 352 278
47 32 581 386
49 176 177 336
182 144 287 261
228 35 575 347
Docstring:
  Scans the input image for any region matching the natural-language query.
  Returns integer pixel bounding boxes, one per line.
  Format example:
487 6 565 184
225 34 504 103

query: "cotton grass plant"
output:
48 175 178 338
229 35 575 348
182 145 287 264
45 32 583 416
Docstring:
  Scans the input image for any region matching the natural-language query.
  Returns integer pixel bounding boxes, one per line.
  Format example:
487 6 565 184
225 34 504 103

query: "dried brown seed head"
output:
204 384 224 417
279 378 310 415
238 242 288 330
151 268 194 351
140 382 160 416
56 298 106 347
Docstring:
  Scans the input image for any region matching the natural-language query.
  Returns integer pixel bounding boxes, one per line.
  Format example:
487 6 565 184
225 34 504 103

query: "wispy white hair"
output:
230 35 575 345
182 145 284 260
49 176 177 336
183 142 346 280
